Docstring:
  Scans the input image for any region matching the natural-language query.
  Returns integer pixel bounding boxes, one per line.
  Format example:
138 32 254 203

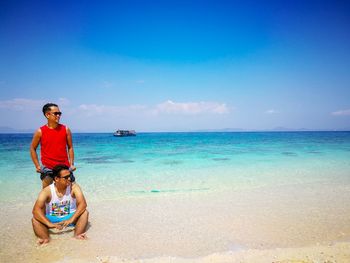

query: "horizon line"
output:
1 129 350 134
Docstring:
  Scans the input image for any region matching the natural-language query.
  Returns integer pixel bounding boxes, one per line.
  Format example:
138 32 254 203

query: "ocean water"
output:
0 132 350 203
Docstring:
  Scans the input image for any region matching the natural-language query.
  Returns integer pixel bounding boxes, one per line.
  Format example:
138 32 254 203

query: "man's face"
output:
46 106 62 123
56 169 72 186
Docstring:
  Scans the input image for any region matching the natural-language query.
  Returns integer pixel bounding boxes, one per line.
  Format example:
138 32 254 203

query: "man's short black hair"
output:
42 103 58 116
52 164 70 178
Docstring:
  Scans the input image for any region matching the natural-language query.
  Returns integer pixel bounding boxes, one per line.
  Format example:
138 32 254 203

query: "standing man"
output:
32 164 88 244
30 103 76 188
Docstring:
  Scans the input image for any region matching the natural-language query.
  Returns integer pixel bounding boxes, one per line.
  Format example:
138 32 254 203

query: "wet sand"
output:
1 181 350 262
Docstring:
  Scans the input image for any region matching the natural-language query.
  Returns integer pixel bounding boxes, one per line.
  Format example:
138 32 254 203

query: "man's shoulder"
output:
42 185 52 194
62 124 70 131
71 183 81 192
33 128 42 136
37 125 47 134
71 183 83 197
57 124 69 131
37 185 52 201
53 124 69 133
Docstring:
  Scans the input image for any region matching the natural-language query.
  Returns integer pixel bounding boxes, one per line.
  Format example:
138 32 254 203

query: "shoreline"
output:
67 242 350 262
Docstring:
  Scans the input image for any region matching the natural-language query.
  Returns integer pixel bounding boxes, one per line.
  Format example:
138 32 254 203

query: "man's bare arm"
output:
66 127 76 171
30 129 42 173
32 189 62 230
61 184 87 227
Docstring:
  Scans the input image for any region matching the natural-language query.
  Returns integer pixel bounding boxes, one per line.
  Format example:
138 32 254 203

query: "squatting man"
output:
32 165 88 244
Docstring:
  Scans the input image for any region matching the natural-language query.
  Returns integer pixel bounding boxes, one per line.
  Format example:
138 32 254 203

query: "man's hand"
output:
48 223 64 230
36 166 41 173
70 165 76 172
60 218 74 228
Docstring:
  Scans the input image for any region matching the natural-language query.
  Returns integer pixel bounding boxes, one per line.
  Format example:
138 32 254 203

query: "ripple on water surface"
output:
281 152 298 157
161 160 183 165
212 158 230 162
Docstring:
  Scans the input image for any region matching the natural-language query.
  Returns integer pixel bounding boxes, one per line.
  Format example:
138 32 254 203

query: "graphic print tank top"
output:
46 184 77 217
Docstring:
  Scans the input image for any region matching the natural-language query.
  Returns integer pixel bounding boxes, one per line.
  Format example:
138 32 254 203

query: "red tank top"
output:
40 124 70 169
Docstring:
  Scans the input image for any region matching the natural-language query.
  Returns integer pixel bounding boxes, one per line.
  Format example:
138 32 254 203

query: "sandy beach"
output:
1 180 350 262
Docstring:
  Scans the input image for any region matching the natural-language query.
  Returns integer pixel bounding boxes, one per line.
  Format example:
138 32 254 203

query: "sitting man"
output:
32 164 88 244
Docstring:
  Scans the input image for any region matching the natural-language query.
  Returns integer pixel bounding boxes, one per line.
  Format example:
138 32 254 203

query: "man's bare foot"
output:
37 238 49 245
74 233 87 240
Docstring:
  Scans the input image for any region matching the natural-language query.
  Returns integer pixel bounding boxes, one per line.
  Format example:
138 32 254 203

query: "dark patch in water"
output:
86 151 99 154
129 188 211 196
162 160 183 165
307 151 322 154
119 159 134 163
1 147 21 152
81 156 113 164
281 152 297 156
150 188 210 194
212 157 230 161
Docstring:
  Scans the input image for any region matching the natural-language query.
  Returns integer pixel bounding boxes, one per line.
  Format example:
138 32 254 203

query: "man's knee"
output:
78 210 89 222
31 217 39 225
32 217 46 228
83 209 89 218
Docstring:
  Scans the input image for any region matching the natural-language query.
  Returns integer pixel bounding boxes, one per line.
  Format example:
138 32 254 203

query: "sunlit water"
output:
1 132 350 203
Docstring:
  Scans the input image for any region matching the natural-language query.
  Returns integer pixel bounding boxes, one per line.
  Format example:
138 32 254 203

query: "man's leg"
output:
41 176 53 188
40 166 54 189
74 210 89 239
32 217 50 244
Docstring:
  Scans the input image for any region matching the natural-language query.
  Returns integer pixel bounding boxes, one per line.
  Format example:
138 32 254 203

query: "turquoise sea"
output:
1 132 350 203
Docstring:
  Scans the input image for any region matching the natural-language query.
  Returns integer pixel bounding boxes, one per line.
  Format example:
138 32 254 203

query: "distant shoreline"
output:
1 130 350 134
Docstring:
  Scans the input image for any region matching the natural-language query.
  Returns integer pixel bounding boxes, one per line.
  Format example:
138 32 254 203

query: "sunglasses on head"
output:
51 112 62 116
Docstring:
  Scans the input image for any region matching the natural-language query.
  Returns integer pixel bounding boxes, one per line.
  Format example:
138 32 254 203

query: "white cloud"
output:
0 98 72 112
78 103 147 116
58 98 70 106
154 100 229 115
332 109 350 116
0 98 45 111
265 109 278 114
77 100 229 117
79 104 99 114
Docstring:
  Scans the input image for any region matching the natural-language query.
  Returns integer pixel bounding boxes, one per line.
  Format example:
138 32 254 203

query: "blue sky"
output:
1 0 350 132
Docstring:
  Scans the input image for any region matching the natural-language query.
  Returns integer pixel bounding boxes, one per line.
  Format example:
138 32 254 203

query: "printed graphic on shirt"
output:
50 200 71 216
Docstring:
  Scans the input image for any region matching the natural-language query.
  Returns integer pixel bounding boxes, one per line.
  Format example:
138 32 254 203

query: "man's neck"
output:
47 121 59 129
54 183 67 195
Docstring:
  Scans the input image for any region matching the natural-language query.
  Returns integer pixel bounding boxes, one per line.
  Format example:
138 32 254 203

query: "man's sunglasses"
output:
60 173 72 180
51 112 62 116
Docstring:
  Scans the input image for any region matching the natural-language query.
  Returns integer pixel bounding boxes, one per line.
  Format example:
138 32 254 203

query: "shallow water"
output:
0 132 350 203
1 132 350 262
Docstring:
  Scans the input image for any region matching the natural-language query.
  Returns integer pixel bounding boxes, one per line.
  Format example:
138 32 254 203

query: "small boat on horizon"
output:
113 130 136 137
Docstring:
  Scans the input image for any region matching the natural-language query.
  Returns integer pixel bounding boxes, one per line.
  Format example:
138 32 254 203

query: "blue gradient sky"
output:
1 0 350 132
